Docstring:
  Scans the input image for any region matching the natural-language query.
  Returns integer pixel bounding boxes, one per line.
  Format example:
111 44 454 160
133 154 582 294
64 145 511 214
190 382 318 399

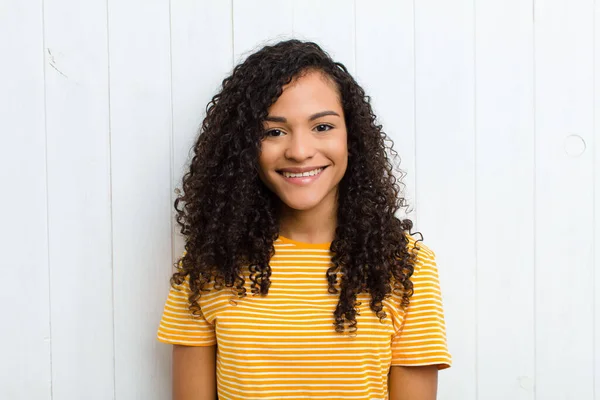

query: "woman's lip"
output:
277 166 328 173
277 167 327 186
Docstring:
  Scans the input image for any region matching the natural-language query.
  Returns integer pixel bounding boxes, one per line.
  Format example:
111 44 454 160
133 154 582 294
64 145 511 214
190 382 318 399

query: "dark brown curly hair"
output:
171 39 424 333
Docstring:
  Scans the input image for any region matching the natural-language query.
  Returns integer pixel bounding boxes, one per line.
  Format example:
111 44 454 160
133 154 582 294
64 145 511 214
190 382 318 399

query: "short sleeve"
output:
391 244 452 369
156 276 217 346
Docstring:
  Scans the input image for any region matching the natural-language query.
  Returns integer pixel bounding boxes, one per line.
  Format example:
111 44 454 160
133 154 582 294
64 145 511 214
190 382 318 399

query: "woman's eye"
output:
265 125 332 137
315 124 333 132
266 129 284 137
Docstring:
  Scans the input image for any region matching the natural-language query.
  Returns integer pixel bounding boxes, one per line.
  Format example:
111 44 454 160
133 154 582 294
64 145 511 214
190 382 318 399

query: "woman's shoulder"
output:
403 232 436 261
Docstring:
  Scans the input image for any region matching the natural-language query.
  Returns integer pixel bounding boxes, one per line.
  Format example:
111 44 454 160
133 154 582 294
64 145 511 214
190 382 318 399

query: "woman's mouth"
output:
277 166 328 185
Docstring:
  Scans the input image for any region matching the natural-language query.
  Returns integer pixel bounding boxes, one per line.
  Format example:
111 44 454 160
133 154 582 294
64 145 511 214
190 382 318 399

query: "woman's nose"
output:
284 131 316 161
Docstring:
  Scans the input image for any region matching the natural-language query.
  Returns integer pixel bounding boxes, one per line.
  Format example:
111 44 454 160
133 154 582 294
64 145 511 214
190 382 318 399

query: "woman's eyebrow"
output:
265 110 341 123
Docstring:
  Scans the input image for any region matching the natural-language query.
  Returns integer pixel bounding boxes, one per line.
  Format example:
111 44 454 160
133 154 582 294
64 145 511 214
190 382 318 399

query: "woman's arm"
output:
388 365 438 400
172 344 217 400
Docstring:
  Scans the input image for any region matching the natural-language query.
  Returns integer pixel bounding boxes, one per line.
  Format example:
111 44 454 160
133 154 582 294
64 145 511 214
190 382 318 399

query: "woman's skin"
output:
172 69 439 399
388 364 439 400
172 345 216 400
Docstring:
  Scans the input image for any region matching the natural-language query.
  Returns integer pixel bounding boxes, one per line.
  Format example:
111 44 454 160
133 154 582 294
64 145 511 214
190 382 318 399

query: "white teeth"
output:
282 168 324 178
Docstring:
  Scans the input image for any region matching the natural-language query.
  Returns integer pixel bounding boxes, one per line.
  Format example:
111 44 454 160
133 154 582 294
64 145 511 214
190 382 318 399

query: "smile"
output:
277 166 328 185
281 167 324 178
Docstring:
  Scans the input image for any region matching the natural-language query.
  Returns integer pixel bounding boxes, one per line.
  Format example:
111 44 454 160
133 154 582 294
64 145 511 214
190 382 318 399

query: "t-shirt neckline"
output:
276 235 332 249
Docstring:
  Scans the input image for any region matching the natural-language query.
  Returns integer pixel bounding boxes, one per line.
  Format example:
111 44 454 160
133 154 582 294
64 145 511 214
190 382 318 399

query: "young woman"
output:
157 39 452 400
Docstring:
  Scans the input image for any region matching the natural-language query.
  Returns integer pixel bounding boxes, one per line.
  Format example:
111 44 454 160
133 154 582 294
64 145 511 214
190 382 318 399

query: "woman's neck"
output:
277 195 338 245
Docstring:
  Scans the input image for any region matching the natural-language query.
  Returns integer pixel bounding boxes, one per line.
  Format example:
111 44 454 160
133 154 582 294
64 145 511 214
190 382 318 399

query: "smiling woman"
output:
157 39 451 400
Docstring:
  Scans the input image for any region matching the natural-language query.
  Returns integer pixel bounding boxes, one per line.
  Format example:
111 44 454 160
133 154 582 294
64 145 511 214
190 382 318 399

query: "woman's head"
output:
173 39 422 332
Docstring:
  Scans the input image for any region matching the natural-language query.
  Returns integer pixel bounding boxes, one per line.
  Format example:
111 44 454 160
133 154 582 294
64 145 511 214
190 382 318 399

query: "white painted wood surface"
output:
44 0 115 398
414 0 476 398
0 1 51 399
1 1 598 399
534 1 595 399
107 0 173 398
475 1 535 399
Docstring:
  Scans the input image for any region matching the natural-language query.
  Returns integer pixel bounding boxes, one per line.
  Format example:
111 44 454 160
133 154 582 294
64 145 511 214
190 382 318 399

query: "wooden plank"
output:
171 0 234 266
107 0 173 398
233 0 293 63
414 0 476 398
0 1 52 399
355 0 416 222
292 0 355 75
43 0 114 397
475 1 535 399
534 0 595 398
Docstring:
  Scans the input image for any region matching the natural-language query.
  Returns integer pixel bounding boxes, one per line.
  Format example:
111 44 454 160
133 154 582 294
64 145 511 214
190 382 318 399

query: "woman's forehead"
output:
267 71 342 118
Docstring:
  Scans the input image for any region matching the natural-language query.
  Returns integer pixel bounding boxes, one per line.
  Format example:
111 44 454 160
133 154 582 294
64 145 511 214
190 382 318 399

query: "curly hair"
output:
171 39 425 333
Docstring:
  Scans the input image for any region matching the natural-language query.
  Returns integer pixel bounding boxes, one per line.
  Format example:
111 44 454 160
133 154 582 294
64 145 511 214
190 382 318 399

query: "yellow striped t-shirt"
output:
157 234 451 399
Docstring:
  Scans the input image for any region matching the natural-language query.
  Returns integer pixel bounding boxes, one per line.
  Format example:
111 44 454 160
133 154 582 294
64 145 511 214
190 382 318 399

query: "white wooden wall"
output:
0 1 597 399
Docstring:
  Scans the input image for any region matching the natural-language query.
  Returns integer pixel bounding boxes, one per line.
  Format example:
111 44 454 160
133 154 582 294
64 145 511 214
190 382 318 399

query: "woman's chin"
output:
280 196 324 212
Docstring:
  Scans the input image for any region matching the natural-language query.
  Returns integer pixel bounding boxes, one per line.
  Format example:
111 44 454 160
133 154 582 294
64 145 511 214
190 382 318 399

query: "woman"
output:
157 39 452 400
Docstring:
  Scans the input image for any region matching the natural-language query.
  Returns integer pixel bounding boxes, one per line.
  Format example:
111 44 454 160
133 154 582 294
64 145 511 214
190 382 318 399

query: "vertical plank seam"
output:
593 1 597 398
168 0 175 274
292 0 295 34
353 0 357 76
532 1 537 398
473 0 479 399
412 0 419 230
41 0 54 397
105 0 117 397
231 0 235 67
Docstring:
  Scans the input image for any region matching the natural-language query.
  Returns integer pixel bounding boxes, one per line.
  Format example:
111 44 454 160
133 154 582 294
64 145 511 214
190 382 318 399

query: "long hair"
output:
171 39 423 333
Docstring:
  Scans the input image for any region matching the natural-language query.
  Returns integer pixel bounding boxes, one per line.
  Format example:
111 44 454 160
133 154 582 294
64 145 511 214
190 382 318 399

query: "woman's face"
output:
258 70 348 213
